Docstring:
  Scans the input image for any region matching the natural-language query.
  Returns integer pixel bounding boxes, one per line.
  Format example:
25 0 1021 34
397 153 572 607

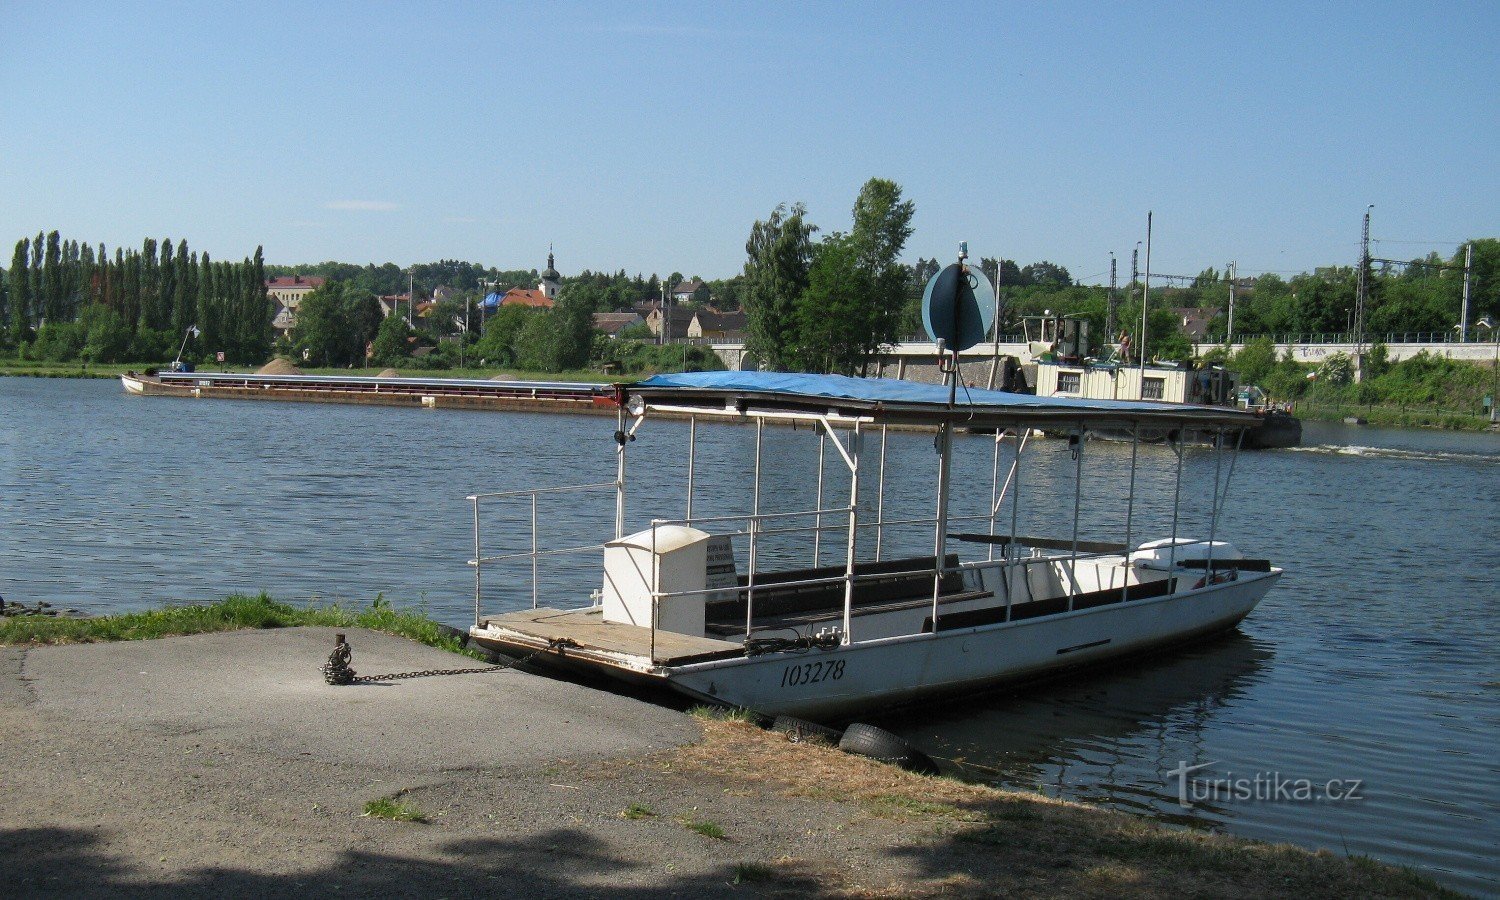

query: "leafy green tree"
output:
794 235 875 373
32 321 86 361
743 202 815 371
293 282 353 366
294 280 378 367
1230 336 1278 384
474 303 536 366
370 315 412 366
1021 261 1072 287
81 303 130 362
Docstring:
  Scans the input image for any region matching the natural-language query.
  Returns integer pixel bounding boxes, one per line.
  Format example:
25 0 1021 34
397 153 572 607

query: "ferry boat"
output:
465 370 1282 719
1023 314 1302 449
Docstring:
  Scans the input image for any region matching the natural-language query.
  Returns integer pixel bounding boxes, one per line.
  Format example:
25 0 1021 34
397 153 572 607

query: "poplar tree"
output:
197 252 217 356
8 239 30 343
121 248 140 333
43 231 62 324
139 238 159 329
159 238 176 333
743 203 816 371
173 242 196 340
30 231 43 311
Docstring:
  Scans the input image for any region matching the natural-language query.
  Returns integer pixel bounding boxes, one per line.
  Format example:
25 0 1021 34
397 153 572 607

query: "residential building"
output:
687 309 746 341
644 304 691 340
593 312 644 338
1169 306 1213 342
378 293 410 318
671 279 705 305
266 275 327 333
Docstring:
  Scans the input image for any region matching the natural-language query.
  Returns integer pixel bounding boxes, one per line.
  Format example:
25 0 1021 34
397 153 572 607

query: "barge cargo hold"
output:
120 370 615 414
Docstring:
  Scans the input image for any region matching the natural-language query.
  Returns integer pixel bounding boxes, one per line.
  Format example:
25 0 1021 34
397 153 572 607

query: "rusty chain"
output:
320 635 558 686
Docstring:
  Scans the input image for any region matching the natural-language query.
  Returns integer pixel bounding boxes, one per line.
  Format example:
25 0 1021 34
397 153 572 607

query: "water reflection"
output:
879 631 1275 826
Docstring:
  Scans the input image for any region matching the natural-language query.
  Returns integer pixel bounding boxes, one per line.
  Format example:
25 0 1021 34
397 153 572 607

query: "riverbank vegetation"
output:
3 231 273 365
1201 337 1497 426
0 593 481 658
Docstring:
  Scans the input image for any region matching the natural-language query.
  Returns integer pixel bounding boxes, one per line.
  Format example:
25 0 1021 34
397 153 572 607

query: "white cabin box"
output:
601 525 711 636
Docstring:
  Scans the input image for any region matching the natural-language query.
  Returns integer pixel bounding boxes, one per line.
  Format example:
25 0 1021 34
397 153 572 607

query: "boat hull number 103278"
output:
781 659 846 688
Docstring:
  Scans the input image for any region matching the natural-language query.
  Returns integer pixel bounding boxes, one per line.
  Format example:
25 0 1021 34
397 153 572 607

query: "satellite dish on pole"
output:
922 262 995 352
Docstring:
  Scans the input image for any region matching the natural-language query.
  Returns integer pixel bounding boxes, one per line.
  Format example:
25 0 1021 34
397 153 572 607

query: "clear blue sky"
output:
3 1 1495 284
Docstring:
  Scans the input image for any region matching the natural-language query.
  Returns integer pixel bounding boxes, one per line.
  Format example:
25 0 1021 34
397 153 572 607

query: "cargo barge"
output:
120 370 615 415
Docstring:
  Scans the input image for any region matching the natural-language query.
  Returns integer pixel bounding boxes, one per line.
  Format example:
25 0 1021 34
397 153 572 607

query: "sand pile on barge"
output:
375 368 401 378
256 358 304 376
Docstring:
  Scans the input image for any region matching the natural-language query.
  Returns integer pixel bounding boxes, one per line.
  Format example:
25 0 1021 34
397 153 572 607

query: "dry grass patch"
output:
671 718 1456 898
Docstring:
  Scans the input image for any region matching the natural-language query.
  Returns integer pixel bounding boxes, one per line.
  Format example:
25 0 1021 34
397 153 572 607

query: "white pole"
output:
686 415 696 521
841 424 862 644
875 425 888 561
814 429 826 566
1139 211 1152 394
614 405 627 540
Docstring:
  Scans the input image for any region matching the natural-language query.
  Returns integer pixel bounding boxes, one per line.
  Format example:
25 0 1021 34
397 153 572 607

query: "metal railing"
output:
1201 332 1483 345
467 480 618 624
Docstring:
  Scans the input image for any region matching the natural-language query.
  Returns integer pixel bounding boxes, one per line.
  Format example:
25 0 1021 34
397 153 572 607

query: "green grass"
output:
862 794 984 823
687 704 758 724
362 796 427 823
1296 400 1493 431
621 803 656 820
0 359 187 379
679 817 727 840
0 593 486 660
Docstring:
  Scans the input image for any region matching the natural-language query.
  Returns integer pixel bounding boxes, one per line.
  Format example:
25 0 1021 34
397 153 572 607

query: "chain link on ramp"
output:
320 632 547 685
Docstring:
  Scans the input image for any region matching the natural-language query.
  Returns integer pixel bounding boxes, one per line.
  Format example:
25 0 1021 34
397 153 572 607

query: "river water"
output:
2 377 1496 893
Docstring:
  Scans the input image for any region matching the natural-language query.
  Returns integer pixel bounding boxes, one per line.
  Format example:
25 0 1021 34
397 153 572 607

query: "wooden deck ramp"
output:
480 607 746 665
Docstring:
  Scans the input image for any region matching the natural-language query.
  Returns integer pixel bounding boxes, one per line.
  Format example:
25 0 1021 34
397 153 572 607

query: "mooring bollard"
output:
321 633 356 685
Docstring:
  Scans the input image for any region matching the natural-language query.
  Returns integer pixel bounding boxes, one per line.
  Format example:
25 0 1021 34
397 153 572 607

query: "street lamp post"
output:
1480 316 1499 423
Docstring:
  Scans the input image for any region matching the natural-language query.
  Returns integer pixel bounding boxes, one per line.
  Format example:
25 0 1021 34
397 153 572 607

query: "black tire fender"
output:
839 723 940 775
772 715 842 744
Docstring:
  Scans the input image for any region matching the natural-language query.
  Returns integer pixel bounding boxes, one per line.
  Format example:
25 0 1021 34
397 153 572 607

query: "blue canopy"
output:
480 292 504 310
632 371 1257 427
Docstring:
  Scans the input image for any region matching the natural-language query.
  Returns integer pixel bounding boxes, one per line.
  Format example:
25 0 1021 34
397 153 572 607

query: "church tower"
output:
539 246 561 299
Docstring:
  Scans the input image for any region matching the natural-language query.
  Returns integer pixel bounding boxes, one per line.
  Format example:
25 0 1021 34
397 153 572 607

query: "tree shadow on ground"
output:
2 825 825 899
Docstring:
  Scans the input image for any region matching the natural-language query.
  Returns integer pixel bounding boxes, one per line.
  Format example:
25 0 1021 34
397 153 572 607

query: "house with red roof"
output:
266 275 327 334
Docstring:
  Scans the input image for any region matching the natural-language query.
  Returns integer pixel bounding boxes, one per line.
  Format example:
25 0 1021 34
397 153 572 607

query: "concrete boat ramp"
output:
6 627 692 771
3 627 822 897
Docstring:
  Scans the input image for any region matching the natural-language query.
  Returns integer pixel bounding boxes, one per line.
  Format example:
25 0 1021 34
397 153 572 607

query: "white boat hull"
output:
120 373 146 394
665 571 1278 718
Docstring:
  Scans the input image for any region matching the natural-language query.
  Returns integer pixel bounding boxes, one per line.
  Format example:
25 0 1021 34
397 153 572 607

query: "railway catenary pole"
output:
1461 243 1473 341
1355 206 1373 365
1107 252 1118 345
